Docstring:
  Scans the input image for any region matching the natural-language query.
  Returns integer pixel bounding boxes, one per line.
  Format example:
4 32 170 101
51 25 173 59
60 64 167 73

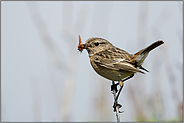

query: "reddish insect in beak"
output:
77 35 87 52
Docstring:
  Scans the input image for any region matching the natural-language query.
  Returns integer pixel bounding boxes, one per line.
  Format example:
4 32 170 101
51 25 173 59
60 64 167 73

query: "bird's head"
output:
78 35 113 57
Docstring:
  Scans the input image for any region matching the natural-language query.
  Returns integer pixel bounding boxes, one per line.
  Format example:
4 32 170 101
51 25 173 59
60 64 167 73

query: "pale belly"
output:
90 61 135 81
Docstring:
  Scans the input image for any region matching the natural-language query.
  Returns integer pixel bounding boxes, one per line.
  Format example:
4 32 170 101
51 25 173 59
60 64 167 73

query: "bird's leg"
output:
113 74 135 112
111 81 122 119
115 74 134 102
112 81 124 113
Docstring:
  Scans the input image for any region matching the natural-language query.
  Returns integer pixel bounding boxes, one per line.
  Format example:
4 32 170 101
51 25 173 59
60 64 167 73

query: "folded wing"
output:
94 57 145 74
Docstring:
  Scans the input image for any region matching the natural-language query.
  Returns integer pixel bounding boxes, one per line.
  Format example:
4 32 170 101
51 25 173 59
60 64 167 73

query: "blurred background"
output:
1 1 183 122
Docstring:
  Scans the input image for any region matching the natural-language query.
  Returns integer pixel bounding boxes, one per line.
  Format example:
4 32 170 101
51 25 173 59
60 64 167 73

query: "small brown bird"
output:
77 35 164 110
78 35 164 82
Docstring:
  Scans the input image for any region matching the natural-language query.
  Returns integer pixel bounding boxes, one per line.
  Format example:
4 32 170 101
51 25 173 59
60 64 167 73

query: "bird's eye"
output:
95 42 99 46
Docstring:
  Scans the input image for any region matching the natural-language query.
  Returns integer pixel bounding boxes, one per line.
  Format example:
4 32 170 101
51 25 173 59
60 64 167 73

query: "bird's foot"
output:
113 101 123 113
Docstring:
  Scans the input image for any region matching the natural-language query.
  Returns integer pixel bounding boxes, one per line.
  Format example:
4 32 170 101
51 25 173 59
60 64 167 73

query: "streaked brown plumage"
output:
78 35 164 81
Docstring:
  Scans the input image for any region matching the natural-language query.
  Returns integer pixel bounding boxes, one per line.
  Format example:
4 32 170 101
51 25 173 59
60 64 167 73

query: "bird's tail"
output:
131 40 164 70
138 40 164 54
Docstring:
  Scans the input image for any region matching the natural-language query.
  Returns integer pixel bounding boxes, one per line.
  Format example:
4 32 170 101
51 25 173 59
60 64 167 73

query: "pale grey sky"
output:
1 1 183 122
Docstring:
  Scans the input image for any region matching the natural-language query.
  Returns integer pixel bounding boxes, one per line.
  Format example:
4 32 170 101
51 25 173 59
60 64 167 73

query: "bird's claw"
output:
119 110 124 113
113 102 122 112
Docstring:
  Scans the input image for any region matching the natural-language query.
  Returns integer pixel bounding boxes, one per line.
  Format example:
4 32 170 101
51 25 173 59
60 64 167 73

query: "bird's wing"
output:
93 56 145 74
